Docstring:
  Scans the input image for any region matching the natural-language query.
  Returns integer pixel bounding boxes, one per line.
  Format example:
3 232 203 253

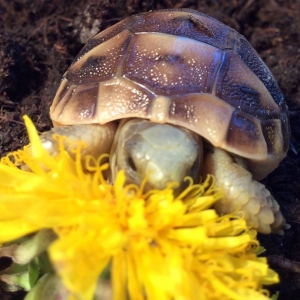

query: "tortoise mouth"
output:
110 119 203 193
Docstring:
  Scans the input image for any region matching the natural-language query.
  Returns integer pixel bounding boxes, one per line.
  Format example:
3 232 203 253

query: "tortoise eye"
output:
127 156 137 173
122 151 141 185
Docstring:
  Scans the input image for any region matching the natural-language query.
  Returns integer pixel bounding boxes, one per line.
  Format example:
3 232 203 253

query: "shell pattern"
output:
50 9 290 179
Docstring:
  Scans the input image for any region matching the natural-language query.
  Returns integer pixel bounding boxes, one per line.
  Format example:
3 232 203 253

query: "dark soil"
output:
0 0 300 299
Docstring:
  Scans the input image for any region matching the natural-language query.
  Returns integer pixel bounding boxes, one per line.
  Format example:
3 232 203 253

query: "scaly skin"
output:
203 148 286 234
39 123 117 164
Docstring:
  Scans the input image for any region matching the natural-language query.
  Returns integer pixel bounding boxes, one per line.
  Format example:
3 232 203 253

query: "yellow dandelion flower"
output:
0 116 279 300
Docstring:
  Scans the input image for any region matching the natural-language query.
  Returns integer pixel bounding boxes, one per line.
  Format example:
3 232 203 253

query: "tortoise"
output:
41 9 290 234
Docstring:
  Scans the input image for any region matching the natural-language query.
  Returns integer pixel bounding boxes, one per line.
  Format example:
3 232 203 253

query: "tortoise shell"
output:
50 9 290 180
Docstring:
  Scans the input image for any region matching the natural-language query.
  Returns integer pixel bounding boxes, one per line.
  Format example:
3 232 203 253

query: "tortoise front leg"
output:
203 148 286 234
39 122 118 164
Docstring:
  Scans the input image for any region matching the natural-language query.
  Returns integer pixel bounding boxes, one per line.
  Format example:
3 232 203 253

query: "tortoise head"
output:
110 119 203 192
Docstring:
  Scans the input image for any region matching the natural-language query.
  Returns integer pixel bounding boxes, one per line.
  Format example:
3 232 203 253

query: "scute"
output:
50 9 290 180
124 33 222 95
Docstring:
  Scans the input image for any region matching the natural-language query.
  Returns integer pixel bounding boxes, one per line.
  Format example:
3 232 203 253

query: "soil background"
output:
0 0 300 299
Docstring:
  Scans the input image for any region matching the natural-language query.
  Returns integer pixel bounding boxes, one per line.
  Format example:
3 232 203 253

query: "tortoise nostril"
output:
127 156 137 172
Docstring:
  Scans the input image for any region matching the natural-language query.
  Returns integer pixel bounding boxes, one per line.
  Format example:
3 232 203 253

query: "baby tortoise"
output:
41 9 290 234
